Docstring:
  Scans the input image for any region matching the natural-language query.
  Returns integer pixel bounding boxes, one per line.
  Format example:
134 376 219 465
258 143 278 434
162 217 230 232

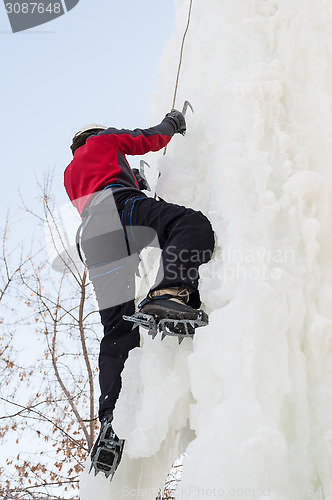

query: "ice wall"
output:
80 0 332 498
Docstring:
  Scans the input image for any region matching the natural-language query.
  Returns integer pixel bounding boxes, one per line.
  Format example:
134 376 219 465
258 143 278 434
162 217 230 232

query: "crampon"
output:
123 309 208 344
89 416 124 480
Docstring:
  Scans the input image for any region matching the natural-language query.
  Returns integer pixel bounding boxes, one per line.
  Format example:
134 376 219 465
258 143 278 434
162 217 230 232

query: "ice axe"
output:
139 160 151 192
163 99 194 155
132 160 151 191
154 100 194 199
181 100 194 116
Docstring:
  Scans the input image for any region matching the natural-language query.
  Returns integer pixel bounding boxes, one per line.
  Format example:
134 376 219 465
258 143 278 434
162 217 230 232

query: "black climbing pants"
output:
80 188 215 419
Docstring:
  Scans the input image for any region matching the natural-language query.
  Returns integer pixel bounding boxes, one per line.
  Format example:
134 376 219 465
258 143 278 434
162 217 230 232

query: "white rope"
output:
155 0 193 198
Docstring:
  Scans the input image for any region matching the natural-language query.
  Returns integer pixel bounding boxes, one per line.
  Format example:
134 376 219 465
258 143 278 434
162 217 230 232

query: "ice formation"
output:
80 1 332 498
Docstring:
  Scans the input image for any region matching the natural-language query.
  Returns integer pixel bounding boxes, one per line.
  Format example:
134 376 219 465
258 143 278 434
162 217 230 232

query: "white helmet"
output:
73 123 107 138
71 124 108 154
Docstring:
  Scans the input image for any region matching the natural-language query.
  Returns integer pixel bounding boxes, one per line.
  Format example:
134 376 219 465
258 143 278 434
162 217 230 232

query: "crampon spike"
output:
149 329 157 339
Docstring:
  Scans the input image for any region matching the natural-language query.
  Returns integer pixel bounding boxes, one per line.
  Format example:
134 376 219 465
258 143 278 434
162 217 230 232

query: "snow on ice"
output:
80 0 332 498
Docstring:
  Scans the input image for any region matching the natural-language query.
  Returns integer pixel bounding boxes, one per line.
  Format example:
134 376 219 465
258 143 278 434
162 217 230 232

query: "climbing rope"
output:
154 0 193 199
170 0 193 111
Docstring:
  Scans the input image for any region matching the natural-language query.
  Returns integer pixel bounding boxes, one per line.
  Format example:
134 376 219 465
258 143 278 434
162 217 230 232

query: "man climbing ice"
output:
64 109 214 479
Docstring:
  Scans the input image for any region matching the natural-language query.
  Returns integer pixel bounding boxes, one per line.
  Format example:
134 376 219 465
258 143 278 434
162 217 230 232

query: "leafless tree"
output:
1 186 185 499
0 190 100 499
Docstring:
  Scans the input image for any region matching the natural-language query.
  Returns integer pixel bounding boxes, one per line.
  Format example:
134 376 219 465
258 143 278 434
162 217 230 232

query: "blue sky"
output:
0 0 175 221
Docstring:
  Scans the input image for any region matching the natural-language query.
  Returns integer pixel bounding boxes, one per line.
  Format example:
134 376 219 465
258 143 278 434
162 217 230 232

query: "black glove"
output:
165 109 186 135
132 168 150 191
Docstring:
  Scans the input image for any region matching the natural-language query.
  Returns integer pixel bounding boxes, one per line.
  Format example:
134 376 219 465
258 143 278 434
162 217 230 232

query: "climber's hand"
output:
165 109 186 135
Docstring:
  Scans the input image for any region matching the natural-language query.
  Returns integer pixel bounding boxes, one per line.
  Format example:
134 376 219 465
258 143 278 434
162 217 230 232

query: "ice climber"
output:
64 109 215 478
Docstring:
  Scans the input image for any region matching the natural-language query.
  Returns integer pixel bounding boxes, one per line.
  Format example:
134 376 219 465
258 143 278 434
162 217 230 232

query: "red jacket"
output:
64 117 176 215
